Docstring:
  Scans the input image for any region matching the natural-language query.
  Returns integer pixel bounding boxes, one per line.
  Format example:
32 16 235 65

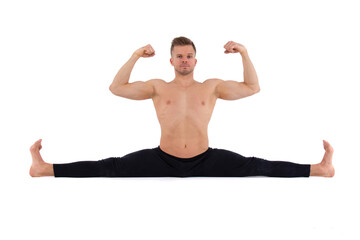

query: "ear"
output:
170 58 174 66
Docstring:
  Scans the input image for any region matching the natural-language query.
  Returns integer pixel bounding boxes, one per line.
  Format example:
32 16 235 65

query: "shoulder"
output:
145 79 169 96
203 79 234 98
146 79 166 85
145 79 167 89
200 79 225 97
203 78 225 90
203 78 224 85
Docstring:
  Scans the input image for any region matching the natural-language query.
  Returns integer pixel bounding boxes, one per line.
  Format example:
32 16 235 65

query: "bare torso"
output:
108 42 259 158
151 79 220 158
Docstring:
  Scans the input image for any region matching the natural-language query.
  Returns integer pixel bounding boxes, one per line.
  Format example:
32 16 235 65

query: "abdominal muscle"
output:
156 104 213 158
159 122 210 158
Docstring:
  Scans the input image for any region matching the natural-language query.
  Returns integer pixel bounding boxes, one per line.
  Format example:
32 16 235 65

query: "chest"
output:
152 83 217 117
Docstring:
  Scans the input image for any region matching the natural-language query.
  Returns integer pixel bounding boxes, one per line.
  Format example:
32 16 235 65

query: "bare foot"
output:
29 139 53 177
310 140 335 177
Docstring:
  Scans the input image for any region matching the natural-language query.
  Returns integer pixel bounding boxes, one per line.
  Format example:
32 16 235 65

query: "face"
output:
170 45 197 76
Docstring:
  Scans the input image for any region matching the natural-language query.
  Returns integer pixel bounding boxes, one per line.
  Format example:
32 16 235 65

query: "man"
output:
29 37 335 178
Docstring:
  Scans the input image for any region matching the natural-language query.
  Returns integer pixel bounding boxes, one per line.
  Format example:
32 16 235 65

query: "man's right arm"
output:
109 44 156 100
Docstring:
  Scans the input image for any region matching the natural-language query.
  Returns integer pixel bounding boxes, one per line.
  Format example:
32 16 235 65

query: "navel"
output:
201 101 205 106
166 100 171 105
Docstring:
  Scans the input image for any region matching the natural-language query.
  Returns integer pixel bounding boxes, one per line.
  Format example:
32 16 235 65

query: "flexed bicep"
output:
110 79 160 100
215 80 259 100
110 44 158 100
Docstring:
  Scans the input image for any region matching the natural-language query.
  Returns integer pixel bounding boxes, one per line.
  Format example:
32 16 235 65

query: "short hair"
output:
170 36 196 56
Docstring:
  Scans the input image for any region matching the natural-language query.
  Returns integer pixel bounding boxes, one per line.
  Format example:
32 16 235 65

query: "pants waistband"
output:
155 146 212 162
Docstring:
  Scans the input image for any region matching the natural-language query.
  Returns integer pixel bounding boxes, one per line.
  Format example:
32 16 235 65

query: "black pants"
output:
53 147 310 178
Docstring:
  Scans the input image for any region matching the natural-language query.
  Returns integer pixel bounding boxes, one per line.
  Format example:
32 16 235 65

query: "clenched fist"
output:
134 44 155 58
224 41 247 54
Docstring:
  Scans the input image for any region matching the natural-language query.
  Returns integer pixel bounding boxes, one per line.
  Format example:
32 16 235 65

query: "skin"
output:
29 41 335 177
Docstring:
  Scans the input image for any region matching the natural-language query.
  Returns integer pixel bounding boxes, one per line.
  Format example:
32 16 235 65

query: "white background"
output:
1 0 359 239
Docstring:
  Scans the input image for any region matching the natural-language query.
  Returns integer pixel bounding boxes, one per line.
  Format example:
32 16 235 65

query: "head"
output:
170 36 197 76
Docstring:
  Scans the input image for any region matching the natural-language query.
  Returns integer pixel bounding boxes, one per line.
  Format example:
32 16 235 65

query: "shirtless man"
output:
29 37 335 178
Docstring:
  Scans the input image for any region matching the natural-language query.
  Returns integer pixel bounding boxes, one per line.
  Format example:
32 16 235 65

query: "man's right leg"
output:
30 139 54 177
30 139 117 177
29 139 178 177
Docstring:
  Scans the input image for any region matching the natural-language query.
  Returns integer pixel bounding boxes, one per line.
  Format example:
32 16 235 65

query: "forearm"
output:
110 53 140 90
241 51 260 91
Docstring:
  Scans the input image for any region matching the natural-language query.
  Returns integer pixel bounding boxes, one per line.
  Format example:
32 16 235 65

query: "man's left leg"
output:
190 140 334 178
309 140 335 177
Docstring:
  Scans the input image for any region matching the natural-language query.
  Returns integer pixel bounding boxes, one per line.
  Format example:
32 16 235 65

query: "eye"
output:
177 55 182 58
187 55 192 59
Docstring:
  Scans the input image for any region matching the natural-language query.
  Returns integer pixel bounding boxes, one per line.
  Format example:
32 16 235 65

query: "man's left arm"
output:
215 41 260 100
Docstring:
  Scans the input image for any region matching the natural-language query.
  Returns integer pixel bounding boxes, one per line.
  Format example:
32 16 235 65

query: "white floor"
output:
1 145 358 240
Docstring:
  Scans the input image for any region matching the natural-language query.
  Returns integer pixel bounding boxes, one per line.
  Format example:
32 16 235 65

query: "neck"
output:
173 73 196 87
